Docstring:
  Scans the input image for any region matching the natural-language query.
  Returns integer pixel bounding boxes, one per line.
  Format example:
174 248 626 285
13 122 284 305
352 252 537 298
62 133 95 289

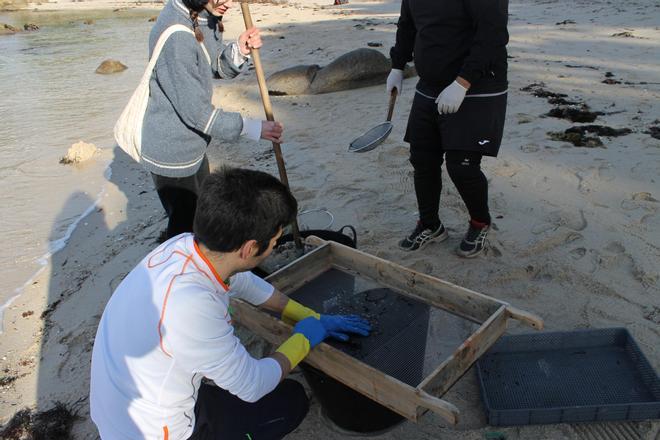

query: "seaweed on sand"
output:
0 402 81 440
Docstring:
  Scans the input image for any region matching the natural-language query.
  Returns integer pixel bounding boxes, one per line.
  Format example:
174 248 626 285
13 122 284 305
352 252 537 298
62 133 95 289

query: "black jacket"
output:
390 0 509 95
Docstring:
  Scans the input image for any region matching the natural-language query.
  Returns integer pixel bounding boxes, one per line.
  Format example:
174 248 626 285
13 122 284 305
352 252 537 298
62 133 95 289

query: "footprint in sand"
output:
327 187 380 211
522 231 583 256
388 168 415 193
378 145 408 163
642 305 660 325
604 241 626 254
408 259 434 275
620 193 659 224
531 209 587 234
290 187 317 202
487 243 503 257
492 159 526 178
588 244 657 288
520 143 540 153
575 163 615 194
569 247 587 259
515 113 535 124
490 192 508 212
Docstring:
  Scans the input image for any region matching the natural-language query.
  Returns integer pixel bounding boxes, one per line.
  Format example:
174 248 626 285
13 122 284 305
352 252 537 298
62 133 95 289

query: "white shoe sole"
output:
400 228 449 251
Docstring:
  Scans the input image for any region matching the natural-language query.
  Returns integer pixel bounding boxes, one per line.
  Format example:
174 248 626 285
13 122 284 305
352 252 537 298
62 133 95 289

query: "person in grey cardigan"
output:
143 0 282 240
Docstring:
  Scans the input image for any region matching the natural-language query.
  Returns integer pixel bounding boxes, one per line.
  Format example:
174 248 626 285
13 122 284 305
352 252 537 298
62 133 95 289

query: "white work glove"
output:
386 69 403 94
435 80 468 114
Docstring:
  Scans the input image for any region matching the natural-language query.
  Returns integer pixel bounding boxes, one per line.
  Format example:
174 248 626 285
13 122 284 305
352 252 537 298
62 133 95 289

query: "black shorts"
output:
188 380 309 440
404 90 507 158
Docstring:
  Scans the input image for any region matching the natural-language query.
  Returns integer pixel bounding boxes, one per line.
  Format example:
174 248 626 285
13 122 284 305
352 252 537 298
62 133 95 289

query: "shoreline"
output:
14 0 163 12
0 166 112 334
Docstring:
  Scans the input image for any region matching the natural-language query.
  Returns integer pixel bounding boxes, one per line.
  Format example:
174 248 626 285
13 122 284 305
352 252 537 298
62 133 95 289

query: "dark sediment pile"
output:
521 83 602 121
548 125 632 147
645 125 660 140
546 105 602 123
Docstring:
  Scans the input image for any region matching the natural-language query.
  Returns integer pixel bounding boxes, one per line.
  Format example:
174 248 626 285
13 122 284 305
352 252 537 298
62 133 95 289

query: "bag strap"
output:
145 24 211 78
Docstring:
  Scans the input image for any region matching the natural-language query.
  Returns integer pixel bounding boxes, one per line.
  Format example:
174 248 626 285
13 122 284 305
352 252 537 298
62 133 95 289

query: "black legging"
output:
188 380 309 440
410 149 491 227
152 157 210 240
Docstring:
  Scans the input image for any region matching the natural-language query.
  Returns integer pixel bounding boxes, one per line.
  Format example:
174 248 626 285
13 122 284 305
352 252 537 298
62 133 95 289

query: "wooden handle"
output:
386 88 398 122
240 2 303 249
416 390 460 425
506 306 544 330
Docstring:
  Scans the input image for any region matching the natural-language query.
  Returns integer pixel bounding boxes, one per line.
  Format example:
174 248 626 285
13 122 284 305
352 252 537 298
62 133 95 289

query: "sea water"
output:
0 8 157 331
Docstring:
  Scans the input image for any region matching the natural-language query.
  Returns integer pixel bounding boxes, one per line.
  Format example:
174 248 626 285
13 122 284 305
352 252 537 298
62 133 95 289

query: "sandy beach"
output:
1 0 659 438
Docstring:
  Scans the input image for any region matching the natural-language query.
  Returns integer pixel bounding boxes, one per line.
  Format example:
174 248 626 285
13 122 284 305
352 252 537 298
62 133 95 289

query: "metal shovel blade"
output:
348 122 393 153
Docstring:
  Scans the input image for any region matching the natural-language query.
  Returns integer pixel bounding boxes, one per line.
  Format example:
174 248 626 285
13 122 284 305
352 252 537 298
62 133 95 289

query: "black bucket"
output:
252 226 357 279
257 225 424 434
277 225 357 248
291 278 429 434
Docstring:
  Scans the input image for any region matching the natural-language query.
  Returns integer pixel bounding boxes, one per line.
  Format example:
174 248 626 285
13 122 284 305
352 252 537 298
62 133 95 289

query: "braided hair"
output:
182 0 225 42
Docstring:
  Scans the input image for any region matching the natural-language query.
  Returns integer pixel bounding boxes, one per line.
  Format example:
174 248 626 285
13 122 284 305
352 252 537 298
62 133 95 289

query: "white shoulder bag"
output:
114 24 210 163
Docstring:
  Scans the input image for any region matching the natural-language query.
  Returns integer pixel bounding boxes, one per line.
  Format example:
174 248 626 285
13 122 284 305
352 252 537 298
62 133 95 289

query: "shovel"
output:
240 2 303 249
348 88 398 153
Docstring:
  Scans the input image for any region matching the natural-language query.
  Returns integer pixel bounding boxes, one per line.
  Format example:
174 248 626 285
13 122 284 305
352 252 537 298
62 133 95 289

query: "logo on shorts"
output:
478 140 490 146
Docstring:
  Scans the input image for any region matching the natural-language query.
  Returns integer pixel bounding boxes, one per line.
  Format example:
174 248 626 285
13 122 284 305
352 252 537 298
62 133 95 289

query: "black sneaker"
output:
399 221 448 251
457 223 490 258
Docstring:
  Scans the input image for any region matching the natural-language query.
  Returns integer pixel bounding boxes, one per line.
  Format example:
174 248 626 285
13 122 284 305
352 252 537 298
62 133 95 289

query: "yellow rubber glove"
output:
276 317 326 368
281 299 320 325
275 333 310 369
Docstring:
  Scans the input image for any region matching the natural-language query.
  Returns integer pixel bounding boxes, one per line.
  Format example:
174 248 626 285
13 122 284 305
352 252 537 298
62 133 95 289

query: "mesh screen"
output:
477 328 660 411
289 268 430 386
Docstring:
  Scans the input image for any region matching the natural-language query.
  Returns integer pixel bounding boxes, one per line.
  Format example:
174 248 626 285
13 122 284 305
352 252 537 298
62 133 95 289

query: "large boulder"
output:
267 64 320 96
95 59 128 74
267 48 416 95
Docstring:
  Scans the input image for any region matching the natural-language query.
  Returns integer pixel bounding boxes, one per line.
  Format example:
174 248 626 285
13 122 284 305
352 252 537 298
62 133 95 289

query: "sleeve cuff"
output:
391 59 407 70
241 117 262 141
458 68 479 86
276 333 310 369
232 40 250 64
227 271 274 304
282 299 320 325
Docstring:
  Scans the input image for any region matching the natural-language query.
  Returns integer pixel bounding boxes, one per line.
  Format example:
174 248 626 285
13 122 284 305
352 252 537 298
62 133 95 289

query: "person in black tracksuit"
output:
387 0 509 257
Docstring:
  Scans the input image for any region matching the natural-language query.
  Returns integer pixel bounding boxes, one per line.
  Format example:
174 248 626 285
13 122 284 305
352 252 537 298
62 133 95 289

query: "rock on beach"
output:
95 59 127 74
1 23 20 35
60 141 100 164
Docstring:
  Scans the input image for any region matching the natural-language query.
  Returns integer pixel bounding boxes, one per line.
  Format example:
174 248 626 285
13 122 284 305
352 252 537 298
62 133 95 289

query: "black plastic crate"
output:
476 328 660 426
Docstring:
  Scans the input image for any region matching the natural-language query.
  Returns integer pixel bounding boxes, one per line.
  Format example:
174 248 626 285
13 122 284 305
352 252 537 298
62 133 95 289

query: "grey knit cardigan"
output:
141 0 248 177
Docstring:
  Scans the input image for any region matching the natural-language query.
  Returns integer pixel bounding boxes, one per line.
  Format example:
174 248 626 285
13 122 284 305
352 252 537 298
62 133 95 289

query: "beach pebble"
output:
60 141 100 165
632 192 658 202
95 59 128 74
1 23 20 35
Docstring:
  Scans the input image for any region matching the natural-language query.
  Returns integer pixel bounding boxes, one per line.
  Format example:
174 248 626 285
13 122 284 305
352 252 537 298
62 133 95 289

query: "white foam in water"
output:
0 167 113 334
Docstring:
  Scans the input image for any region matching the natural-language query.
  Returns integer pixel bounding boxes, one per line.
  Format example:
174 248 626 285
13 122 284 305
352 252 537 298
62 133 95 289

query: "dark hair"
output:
182 0 208 11
182 0 225 42
193 168 298 255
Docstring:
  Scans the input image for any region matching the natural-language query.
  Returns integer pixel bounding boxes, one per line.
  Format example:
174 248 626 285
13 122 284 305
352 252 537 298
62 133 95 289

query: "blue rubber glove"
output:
293 316 327 348
319 315 371 341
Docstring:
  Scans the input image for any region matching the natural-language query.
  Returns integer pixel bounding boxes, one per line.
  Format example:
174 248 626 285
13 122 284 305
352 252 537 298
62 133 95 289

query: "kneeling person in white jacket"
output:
90 167 371 440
